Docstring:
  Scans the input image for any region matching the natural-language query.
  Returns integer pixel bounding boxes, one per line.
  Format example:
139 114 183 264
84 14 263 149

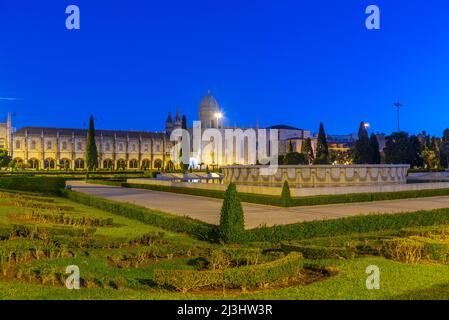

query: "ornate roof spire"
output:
166 112 173 123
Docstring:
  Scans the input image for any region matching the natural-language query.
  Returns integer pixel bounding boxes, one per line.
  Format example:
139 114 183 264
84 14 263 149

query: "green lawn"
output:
2 189 449 300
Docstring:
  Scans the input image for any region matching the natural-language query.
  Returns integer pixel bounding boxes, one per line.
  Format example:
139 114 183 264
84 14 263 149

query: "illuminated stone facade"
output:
222 165 410 187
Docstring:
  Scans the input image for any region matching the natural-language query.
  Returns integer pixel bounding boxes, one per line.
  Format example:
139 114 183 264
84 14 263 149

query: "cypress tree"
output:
314 122 329 164
354 122 371 164
369 133 381 164
219 183 245 243
301 137 314 164
86 116 99 171
280 181 292 207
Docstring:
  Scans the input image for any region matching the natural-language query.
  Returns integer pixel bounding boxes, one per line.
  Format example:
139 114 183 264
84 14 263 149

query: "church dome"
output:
199 91 219 113
199 90 220 129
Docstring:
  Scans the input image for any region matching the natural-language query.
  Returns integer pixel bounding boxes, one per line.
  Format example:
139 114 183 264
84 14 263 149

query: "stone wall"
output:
222 165 410 187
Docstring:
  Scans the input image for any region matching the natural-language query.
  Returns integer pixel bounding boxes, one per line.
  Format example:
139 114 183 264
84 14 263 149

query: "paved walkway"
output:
69 181 449 229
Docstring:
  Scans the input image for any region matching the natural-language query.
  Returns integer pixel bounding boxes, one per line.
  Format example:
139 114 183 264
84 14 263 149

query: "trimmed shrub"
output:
219 183 245 243
153 270 223 293
0 176 66 195
398 225 449 238
382 238 424 263
153 252 303 292
281 242 355 259
223 252 303 289
410 236 449 262
382 236 449 263
62 190 218 241
280 181 292 207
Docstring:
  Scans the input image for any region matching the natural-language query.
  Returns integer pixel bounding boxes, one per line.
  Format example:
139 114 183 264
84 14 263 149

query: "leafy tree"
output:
86 116 99 171
384 132 423 166
369 133 381 164
282 152 307 165
301 137 314 164
219 183 245 243
329 149 353 165
439 129 449 168
353 122 371 164
314 122 329 164
384 132 409 164
280 181 292 207
0 149 12 169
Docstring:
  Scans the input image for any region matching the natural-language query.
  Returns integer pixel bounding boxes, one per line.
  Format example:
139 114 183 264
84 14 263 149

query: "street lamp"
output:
393 102 403 132
214 112 223 129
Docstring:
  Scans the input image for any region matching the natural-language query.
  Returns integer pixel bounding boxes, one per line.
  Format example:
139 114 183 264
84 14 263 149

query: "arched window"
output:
46 141 52 150
118 143 124 152
28 158 39 169
154 159 162 170
30 140 36 150
75 159 85 169
117 159 126 170
15 141 20 149
44 159 55 169
77 142 82 151
60 159 71 170
129 159 138 169
132 144 136 152
103 159 113 169
105 143 111 152
62 141 68 150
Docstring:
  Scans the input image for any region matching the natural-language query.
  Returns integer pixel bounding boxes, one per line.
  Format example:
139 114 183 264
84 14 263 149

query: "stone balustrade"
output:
222 165 410 187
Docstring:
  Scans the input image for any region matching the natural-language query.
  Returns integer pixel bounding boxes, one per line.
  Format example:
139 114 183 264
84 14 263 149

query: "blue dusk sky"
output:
0 0 448 136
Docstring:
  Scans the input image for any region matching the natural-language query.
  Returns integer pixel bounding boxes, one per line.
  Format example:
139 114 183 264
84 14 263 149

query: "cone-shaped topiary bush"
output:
219 183 245 243
280 180 292 207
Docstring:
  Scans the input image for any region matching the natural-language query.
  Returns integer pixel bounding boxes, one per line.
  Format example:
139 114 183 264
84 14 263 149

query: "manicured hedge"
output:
382 236 449 263
0 176 67 195
121 182 449 208
223 252 303 289
122 183 282 206
153 252 303 292
244 208 449 243
281 242 355 259
62 190 218 241
153 270 223 293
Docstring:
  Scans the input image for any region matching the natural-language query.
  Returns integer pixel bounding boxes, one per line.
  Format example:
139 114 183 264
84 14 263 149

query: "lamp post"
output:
393 102 403 132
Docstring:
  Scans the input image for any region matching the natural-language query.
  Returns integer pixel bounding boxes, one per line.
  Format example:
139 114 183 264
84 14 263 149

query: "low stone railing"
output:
221 165 410 187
